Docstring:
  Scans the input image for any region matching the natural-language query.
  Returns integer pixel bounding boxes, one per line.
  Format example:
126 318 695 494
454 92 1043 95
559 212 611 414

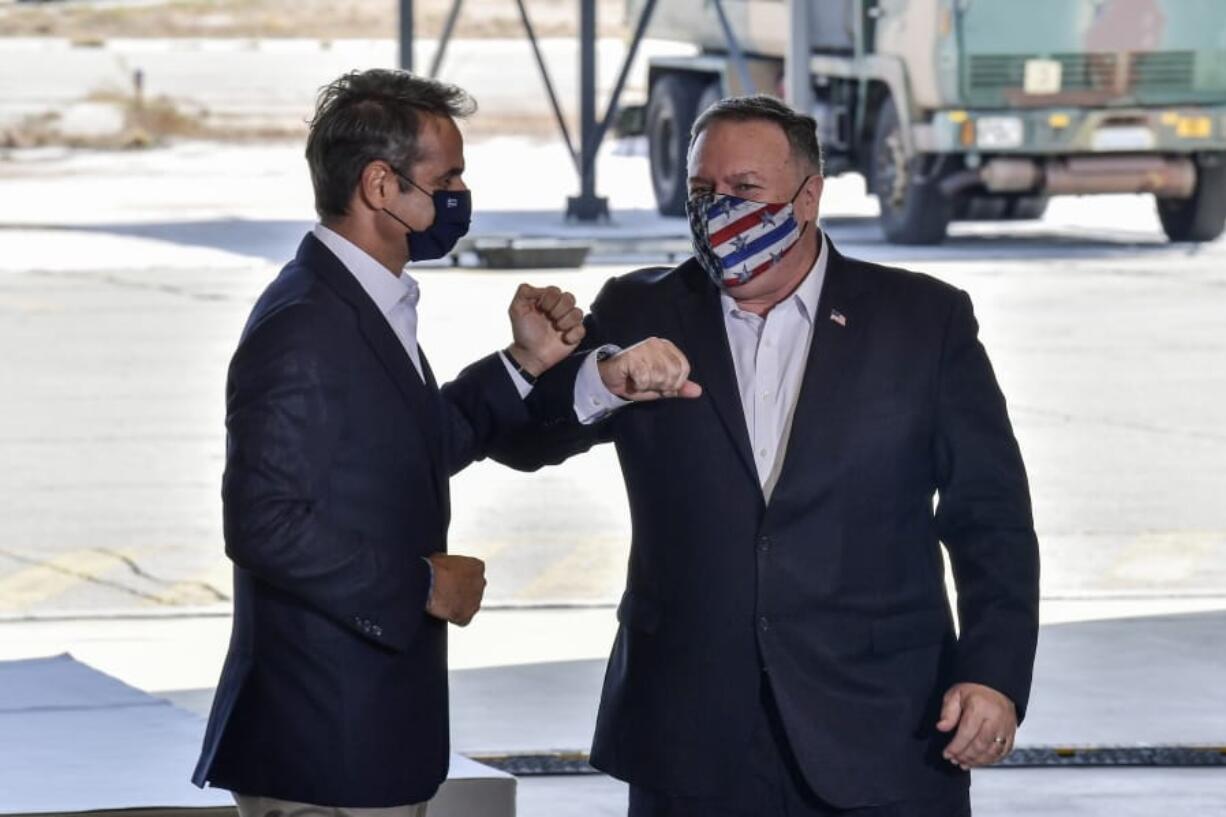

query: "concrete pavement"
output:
1 602 1223 815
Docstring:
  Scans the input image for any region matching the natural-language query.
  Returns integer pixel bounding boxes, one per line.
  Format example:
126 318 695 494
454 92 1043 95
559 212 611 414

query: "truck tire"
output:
1156 155 1226 242
870 97 952 244
647 73 715 216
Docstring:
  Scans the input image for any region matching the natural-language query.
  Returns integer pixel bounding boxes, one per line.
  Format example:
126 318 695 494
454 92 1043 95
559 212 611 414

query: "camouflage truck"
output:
632 0 1226 244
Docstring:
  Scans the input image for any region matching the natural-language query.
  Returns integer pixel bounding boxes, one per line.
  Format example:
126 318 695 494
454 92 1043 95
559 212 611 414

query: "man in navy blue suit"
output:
191 69 598 815
494 95 1041 816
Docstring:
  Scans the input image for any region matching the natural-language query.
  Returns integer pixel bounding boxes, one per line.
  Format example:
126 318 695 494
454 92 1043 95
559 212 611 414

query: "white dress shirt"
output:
575 232 829 502
313 223 426 380
312 223 532 397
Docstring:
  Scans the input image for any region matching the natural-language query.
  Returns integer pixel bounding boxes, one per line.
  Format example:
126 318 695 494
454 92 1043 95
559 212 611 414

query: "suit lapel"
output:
766 239 869 509
300 234 445 484
674 262 760 486
417 350 449 503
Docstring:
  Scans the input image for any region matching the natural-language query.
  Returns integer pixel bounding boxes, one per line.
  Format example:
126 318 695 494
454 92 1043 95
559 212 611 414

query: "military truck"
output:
632 0 1226 244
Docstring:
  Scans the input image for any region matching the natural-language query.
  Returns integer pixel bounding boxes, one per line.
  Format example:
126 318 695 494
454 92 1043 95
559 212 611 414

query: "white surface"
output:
0 654 233 813
0 654 514 816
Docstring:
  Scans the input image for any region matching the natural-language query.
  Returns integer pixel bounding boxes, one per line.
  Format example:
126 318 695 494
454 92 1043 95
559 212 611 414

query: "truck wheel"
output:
647 73 714 216
871 97 951 244
1156 155 1226 242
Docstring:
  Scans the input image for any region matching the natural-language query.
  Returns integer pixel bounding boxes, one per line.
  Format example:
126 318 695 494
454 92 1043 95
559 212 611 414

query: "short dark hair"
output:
305 69 476 219
691 93 824 176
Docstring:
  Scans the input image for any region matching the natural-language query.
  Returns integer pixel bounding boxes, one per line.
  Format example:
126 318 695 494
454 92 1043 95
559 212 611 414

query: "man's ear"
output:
357 160 394 212
799 173 824 223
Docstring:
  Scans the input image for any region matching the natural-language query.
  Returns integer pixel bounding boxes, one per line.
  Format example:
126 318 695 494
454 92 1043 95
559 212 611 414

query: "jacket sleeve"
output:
486 279 623 472
439 351 532 477
222 305 431 652
933 289 1041 721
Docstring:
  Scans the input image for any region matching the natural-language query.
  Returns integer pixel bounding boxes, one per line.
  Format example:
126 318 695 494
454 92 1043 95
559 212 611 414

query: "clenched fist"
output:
506 284 585 377
598 337 702 401
425 553 486 627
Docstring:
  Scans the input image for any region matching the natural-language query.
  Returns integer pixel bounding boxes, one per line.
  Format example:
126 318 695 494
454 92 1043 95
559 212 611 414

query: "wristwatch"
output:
505 349 539 386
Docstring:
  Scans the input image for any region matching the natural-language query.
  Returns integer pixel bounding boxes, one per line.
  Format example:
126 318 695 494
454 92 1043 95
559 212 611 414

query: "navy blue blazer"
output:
493 240 1040 808
192 234 527 807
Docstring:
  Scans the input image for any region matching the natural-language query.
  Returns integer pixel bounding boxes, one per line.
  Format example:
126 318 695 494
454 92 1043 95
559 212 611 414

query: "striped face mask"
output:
686 177 811 289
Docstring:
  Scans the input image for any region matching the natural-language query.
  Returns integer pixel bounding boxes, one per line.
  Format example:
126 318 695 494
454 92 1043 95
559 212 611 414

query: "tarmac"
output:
2 137 1226 814
1 598 1223 816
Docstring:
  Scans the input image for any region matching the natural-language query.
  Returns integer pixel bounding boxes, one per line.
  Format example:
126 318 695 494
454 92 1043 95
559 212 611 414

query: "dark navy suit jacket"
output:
192 233 526 807
494 240 1040 808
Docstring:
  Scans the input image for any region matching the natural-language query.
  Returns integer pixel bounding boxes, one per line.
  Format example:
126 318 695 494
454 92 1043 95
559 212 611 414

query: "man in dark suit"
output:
494 95 1040 816
191 69 586 814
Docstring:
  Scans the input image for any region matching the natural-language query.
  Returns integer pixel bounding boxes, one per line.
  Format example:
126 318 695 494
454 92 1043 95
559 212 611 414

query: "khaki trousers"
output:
233 792 427 817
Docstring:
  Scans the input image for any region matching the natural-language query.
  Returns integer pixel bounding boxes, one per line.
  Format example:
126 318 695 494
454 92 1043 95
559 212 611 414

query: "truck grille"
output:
969 51 1196 94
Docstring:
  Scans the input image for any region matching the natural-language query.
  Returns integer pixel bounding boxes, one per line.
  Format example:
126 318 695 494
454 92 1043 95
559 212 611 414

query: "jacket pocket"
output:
871 609 951 654
616 590 662 635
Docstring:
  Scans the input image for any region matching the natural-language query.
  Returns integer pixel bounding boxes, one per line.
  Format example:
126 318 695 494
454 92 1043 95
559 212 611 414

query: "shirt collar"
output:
722 228 828 323
313 223 419 316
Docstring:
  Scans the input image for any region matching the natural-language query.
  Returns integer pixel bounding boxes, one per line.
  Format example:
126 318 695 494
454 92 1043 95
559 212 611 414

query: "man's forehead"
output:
413 114 464 166
690 120 791 172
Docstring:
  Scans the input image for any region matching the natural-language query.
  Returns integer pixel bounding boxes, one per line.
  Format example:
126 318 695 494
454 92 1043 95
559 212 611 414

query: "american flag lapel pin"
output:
830 309 847 327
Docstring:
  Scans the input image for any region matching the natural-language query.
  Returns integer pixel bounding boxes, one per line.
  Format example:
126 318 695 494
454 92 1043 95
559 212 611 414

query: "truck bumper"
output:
916 106 1226 198
917 105 1226 155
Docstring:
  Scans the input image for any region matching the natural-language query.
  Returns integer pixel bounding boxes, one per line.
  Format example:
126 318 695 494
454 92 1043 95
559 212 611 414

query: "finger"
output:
536 286 563 313
548 292 577 321
945 713 987 766
512 283 539 308
658 342 690 393
562 323 586 346
936 689 963 733
678 380 703 399
962 726 1004 767
553 306 584 332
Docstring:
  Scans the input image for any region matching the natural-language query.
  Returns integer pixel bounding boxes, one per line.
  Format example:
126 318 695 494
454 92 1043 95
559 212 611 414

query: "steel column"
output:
399 0 414 71
784 0 812 112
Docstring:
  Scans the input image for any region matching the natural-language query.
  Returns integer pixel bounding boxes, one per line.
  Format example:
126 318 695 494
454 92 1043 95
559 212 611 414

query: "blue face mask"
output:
382 170 472 262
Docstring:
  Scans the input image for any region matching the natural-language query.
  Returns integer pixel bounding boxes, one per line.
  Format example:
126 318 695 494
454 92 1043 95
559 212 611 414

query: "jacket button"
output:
757 536 771 553
759 616 771 631
372 625 383 637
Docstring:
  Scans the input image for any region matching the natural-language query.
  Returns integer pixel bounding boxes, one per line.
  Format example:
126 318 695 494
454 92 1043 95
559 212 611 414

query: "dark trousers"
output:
628 678 971 817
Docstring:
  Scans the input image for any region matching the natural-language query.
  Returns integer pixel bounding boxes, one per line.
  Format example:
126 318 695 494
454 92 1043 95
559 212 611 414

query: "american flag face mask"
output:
686 177 810 289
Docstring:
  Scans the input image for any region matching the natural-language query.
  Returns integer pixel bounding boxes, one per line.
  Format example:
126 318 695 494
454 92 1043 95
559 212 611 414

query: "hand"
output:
506 284 586 377
425 553 486 627
598 337 702 401
937 682 1018 770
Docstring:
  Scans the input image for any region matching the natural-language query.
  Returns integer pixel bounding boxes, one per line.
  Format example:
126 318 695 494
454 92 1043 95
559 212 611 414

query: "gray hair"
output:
691 93 824 177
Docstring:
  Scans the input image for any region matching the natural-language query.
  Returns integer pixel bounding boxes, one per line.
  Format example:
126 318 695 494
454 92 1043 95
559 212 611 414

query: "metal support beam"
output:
590 0 659 161
515 0 580 172
710 0 755 95
428 0 465 79
399 0 414 72
567 0 609 221
784 0 812 112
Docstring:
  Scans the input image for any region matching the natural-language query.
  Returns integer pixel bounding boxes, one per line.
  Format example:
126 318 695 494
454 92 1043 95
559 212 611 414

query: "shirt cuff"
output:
497 350 534 399
422 556 434 607
574 345 630 425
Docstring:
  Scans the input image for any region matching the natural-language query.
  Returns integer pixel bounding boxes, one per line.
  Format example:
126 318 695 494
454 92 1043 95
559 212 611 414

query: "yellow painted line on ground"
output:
0 548 128 612
157 557 233 605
